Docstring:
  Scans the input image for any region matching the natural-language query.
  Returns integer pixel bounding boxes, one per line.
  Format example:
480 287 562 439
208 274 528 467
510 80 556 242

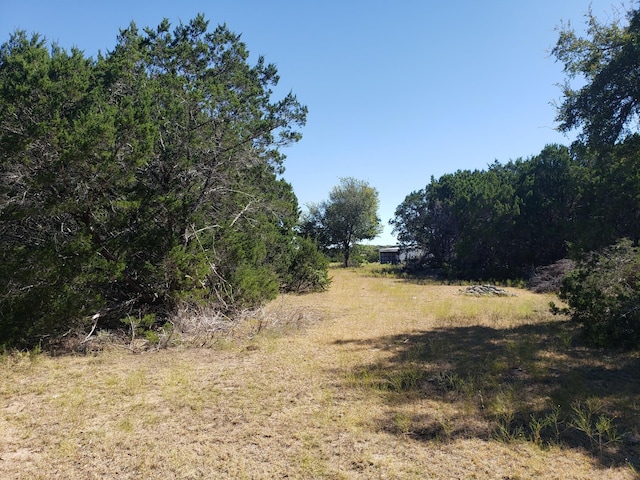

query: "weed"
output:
29 344 42 361
393 412 412 435
489 383 518 417
434 371 467 393
122 313 157 349
386 366 424 392
494 411 525 443
435 416 454 443
528 413 548 446
570 398 601 442
545 405 563 444
570 398 621 453
595 414 622 452
525 407 565 448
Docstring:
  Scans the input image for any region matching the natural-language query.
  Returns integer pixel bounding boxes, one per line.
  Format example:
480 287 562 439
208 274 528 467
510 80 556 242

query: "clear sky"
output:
0 1 623 245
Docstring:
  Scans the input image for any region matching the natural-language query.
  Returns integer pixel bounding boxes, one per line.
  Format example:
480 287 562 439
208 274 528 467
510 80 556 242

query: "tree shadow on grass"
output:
331 321 640 469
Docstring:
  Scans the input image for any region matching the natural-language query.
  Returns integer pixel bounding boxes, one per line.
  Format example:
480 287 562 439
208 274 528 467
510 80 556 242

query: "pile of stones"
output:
459 285 515 297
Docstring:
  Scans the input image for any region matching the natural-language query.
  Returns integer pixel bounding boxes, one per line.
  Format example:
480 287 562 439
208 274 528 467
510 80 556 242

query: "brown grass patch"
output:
1 267 638 479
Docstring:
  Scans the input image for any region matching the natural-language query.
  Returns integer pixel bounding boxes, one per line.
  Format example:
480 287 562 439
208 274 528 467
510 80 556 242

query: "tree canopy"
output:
0 15 328 348
553 6 640 148
391 145 580 279
300 177 382 267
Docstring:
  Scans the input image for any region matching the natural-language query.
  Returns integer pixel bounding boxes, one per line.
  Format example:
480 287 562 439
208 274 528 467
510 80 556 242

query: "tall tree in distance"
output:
301 177 382 267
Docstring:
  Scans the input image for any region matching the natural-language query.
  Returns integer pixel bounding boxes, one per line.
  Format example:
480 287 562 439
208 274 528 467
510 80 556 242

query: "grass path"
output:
0 267 637 479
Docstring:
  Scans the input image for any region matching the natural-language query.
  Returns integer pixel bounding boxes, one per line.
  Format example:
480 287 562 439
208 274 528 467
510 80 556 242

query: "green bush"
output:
554 239 640 349
283 237 331 293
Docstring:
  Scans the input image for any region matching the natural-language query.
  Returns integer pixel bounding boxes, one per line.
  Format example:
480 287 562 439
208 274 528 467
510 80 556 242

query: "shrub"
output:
554 239 640 348
352 244 381 264
283 237 331 293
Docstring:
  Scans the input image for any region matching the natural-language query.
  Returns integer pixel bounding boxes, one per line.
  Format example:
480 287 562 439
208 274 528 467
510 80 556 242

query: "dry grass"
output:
1 266 638 479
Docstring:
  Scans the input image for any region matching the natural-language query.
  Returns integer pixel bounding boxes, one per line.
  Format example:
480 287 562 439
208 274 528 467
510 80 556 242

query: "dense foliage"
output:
391 135 640 282
554 239 640 348
300 177 382 267
391 145 580 280
550 5 640 349
0 16 328 348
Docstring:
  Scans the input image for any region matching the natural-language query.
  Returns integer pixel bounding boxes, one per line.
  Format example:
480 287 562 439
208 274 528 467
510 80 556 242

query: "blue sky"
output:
0 1 622 244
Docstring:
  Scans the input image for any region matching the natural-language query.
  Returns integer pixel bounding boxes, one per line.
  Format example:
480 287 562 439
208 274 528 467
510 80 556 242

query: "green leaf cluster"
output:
553 6 640 148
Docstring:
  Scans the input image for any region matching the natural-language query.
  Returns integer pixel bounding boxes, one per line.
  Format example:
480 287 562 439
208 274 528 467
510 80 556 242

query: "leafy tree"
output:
0 16 326 348
550 5 640 349
566 135 640 252
0 32 133 345
301 177 382 267
553 6 640 148
552 5 640 254
392 166 521 279
446 165 522 279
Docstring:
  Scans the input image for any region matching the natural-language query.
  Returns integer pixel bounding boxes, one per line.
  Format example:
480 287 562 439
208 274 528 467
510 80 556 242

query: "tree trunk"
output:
343 243 350 268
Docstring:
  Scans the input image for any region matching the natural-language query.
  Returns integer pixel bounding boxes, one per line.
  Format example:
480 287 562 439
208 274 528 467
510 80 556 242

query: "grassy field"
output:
1 265 639 479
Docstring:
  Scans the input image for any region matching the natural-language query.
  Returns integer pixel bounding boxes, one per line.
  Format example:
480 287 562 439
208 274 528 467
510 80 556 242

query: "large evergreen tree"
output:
0 16 325 348
511 144 579 267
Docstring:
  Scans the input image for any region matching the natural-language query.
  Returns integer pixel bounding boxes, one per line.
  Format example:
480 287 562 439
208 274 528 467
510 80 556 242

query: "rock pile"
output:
459 285 515 297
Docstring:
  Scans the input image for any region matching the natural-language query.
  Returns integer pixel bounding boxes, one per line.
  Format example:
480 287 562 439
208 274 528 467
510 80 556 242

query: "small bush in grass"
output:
284 237 331 293
552 239 640 349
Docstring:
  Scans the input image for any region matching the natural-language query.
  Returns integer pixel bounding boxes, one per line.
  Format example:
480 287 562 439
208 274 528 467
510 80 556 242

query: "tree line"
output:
0 15 329 348
389 5 640 348
391 139 640 280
